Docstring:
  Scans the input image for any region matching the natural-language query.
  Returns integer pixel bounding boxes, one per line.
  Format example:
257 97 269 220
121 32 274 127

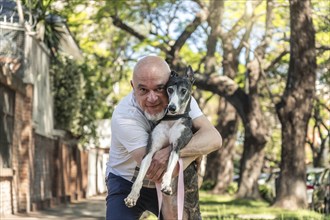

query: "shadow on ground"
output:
3 195 106 220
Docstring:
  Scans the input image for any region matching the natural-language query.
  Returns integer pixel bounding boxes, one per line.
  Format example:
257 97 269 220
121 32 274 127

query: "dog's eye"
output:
181 88 186 95
167 87 174 94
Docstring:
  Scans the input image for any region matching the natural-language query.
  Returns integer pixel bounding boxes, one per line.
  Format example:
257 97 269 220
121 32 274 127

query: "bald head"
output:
132 56 171 85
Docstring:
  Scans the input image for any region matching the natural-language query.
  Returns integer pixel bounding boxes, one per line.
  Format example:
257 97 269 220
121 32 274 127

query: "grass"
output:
199 191 328 220
142 191 329 220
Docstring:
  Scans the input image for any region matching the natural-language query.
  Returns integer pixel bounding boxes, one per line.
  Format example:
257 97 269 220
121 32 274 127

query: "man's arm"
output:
181 115 222 157
179 115 222 172
131 146 171 182
147 115 222 182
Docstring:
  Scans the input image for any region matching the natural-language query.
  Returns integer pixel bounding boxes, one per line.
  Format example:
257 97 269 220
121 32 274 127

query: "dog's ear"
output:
170 70 178 77
186 65 195 83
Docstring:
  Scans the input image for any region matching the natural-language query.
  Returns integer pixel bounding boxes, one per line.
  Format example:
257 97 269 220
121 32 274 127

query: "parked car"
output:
306 167 325 205
258 169 280 201
312 167 330 214
258 167 324 204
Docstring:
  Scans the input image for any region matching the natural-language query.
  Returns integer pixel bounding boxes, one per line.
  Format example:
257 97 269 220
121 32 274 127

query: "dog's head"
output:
166 66 195 115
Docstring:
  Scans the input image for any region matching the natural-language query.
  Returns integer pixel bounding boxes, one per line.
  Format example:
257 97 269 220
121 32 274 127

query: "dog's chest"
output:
153 119 186 137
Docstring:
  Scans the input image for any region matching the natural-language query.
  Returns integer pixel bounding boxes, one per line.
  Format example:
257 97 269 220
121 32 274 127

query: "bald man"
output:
105 56 222 219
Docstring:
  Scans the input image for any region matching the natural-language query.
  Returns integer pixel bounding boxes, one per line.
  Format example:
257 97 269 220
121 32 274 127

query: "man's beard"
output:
144 109 166 122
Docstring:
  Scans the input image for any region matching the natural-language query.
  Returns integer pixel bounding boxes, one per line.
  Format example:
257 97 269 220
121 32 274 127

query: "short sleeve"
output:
189 97 203 120
111 114 149 153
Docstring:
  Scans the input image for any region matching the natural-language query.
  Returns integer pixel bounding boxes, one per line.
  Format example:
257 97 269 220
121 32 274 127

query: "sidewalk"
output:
2 195 106 220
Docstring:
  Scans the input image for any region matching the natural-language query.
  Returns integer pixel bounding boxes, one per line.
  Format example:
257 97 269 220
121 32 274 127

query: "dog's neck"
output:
161 112 190 121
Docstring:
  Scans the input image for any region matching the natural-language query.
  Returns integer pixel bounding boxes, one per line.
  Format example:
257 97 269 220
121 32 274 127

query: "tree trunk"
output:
205 97 238 193
236 60 268 199
274 0 316 210
237 131 266 199
202 0 240 194
236 0 274 199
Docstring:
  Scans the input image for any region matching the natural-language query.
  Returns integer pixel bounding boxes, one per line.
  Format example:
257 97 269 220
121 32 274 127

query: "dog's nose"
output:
168 104 176 112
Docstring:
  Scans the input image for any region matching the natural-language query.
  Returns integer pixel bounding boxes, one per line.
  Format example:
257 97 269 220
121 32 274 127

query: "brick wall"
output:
0 177 12 215
31 134 56 210
1 66 89 217
17 84 34 212
0 75 33 215
1 24 90 217
52 140 88 203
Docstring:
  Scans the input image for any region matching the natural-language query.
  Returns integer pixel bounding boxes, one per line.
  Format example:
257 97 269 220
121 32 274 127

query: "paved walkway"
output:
2 195 106 220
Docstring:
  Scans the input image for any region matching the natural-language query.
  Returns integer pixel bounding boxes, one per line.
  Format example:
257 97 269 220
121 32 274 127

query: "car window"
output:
307 173 316 185
321 169 330 185
326 170 330 183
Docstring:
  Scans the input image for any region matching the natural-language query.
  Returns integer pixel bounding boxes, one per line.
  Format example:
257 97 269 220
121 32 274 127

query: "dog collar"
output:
161 112 190 121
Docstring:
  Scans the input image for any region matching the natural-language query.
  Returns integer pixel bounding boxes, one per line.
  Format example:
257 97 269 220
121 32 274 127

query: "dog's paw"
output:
124 194 138 208
161 186 173 195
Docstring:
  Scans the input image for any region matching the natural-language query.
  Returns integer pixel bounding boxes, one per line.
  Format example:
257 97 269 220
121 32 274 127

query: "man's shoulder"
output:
113 93 139 116
112 93 150 128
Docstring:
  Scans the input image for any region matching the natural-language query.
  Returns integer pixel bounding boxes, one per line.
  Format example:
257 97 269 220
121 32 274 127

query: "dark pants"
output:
106 173 159 220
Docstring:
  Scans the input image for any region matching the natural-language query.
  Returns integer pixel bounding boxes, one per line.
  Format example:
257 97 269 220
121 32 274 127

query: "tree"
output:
21 0 136 146
45 0 329 206
104 0 285 200
202 0 239 194
274 0 316 209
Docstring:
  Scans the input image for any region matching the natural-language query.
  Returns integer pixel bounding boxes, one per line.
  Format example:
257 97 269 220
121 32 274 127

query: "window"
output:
0 85 15 168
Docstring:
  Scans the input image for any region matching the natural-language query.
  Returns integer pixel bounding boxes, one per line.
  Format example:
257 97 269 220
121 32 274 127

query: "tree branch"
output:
194 73 249 123
168 6 208 61
110 15 145 41
110 15 169 53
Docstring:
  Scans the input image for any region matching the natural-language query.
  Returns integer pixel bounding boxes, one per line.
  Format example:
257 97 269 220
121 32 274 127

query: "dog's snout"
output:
168 104 176 112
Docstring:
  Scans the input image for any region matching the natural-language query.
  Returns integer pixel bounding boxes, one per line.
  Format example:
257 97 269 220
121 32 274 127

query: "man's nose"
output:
147 91 158 102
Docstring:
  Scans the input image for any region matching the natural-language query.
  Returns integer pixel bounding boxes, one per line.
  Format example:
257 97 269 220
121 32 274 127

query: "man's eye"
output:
139 88 147 94
157 87 165 92
167 87 174 94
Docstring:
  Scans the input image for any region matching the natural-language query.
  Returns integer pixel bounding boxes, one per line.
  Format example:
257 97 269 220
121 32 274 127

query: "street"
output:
2 195 106 220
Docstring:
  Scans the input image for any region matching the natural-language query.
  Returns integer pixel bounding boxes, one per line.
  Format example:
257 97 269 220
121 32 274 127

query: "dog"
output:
124 66 195 209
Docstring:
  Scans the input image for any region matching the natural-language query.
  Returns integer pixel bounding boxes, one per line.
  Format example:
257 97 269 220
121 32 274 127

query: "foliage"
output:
31 0 329 184
201 180 216 191
51 56 82 132
21 0 64 57
259 184 275 203
26 0 135 147
226 182 238 196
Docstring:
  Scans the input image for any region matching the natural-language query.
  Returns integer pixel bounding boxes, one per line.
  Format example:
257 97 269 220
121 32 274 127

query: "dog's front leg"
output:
125 124 168 208
161 150 179 195
124 153 153 208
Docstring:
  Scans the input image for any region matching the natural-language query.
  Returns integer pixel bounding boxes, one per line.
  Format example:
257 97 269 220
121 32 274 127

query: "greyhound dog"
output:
124 66 195 208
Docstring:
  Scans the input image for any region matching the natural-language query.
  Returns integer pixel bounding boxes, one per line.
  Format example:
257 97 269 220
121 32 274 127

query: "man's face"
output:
132 68 169 121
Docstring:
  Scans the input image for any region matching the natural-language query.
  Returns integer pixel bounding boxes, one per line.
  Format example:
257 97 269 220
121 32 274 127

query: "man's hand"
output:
146 146 171 182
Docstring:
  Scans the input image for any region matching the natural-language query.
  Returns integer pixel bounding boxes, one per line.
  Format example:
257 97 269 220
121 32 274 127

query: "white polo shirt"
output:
106 91 203 183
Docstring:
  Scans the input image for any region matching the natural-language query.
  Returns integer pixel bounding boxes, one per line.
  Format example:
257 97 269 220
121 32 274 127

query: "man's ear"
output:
130 80 134 88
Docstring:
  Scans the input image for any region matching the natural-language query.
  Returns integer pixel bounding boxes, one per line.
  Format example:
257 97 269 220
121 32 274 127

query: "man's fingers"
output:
147 161 165 182
146 146 171 181
148 168 164 183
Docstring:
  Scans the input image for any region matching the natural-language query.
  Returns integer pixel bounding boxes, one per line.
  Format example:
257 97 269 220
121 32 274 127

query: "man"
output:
106 55 222 219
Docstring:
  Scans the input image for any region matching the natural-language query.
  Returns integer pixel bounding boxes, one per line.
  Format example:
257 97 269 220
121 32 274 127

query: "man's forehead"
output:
137 83 166 89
